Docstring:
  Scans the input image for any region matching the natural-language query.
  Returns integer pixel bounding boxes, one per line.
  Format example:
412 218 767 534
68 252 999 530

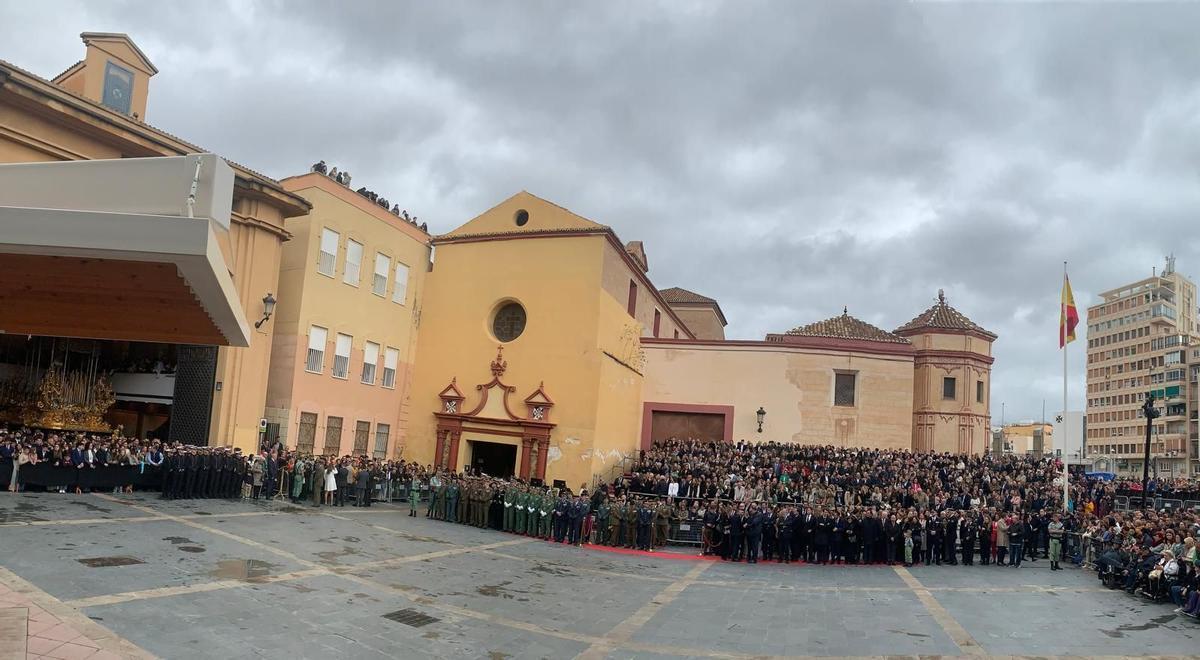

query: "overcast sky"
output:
5 1 1200 423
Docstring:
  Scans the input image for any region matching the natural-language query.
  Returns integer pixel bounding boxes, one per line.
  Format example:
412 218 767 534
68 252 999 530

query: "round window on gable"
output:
514 209 529 227
492 301 527 342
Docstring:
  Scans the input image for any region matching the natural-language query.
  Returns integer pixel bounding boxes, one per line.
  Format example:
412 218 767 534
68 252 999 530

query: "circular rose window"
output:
492 302 527 342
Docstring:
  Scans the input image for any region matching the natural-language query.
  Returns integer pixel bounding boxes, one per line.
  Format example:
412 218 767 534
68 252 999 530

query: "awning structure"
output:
0 154 251 346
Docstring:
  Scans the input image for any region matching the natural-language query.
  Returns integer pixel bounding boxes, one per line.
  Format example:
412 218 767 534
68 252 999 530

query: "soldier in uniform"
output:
503 483 516 532
608 498 623 546
426 473 441 518
594 499 611 546
446 478 460 523
528 489 542 540
624 498 639 548
407 473 421 516
514 485 528 534
653 499 671 549
636 499 654 551
552 492 569 543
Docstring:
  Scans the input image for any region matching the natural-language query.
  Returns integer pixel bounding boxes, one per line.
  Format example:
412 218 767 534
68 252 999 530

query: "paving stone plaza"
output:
0 494 1197 659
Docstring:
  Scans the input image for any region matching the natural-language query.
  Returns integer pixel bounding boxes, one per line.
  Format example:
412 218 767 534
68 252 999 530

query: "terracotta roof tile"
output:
660 287 717 305
782 309 910 344
894 290 997 339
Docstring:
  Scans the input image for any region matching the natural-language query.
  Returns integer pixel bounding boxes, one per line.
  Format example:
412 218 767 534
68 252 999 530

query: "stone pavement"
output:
1 492 1198 659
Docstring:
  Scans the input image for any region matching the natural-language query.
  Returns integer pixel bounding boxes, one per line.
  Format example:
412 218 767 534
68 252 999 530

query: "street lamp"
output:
756 407 766 433
1141 393 1161 509
254 292 277 329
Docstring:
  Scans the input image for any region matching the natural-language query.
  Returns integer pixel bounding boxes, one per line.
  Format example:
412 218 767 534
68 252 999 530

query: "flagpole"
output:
1062 261 1070 513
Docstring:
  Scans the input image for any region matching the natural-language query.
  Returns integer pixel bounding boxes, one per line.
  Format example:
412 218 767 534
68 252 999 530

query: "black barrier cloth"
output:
2 462 163 489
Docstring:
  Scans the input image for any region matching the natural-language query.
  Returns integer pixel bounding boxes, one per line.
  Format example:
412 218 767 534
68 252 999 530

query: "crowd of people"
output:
6 428 1200 610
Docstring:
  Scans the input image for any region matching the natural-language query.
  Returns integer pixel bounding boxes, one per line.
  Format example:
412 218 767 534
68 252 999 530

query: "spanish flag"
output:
1060 273 1079 348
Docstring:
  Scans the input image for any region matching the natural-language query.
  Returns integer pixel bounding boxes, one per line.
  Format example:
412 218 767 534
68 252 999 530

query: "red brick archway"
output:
432 347 555 481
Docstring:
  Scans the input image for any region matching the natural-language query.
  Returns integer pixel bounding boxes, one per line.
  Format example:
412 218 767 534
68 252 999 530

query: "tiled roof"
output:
895 290 997 339
660 287 718 305
783 309 911 344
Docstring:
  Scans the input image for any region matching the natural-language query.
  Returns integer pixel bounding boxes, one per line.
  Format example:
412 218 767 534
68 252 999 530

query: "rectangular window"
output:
382 347 399 389
627 280 638 316
373 423 390 459
353 420 371 455
361 341 379 384
392 263 409 304
673 329 680 339
372 253 390 296
834 372 856 406
943 377 957 400
296 412 317 454
976 380 985 404
653 309 661 338
323 416 343 456
333 333 352 379
318 228 339 276
343 239 363 285
306 325 327 373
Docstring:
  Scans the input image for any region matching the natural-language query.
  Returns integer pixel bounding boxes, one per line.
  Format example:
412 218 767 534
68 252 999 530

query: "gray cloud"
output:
5 0 1200 422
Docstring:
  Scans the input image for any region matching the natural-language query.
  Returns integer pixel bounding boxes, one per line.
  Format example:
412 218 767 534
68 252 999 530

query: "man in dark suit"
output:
335 460 350 506
729 505 745 562
745 505 763 564
355 463 370 507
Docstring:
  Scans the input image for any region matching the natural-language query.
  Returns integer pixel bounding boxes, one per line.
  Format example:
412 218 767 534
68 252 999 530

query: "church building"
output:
407 192 997 489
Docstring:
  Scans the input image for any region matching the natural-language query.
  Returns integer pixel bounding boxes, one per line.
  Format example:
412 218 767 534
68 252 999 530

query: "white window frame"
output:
361 341 380 385
333 333 352 379
382 347 399 389
343 239 363 286
372 253 391 297
318 228 339 277
392 262 409 304
306 325 327 374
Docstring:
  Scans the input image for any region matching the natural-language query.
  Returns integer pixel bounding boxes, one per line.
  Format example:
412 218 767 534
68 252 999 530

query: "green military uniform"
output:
478 483 491 527
623 502 637 548
503 485 515 532
514 489 527 534
408 477 421 515
654 502 671 547
528 494 542 540
595 502 611 546
436 482 449 520
540 494 552 540
608 503 622 546
446 482 460 523
427 477 442 518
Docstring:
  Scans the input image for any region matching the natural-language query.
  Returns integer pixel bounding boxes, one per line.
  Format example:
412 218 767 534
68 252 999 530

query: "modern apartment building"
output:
1085 257 1199 478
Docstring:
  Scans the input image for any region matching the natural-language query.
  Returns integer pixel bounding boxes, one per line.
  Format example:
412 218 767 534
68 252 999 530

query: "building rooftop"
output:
782 309 911 344
894 290 997 340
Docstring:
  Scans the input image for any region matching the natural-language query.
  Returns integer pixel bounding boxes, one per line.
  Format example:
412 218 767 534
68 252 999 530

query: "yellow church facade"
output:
407 193 997 488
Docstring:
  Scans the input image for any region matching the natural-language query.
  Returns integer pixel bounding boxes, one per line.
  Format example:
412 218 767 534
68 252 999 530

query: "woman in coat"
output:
250 456 265 500
995 516 1010 566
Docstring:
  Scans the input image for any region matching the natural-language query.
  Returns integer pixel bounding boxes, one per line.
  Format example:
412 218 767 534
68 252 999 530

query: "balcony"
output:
0 154 249 346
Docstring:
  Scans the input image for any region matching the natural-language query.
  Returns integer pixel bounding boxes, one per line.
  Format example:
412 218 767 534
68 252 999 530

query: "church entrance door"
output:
468 440 517 478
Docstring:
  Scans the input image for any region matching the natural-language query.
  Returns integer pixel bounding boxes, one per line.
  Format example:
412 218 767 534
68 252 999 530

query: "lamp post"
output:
254 292 277 329
1141 393 1160 509
755 407 766 433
